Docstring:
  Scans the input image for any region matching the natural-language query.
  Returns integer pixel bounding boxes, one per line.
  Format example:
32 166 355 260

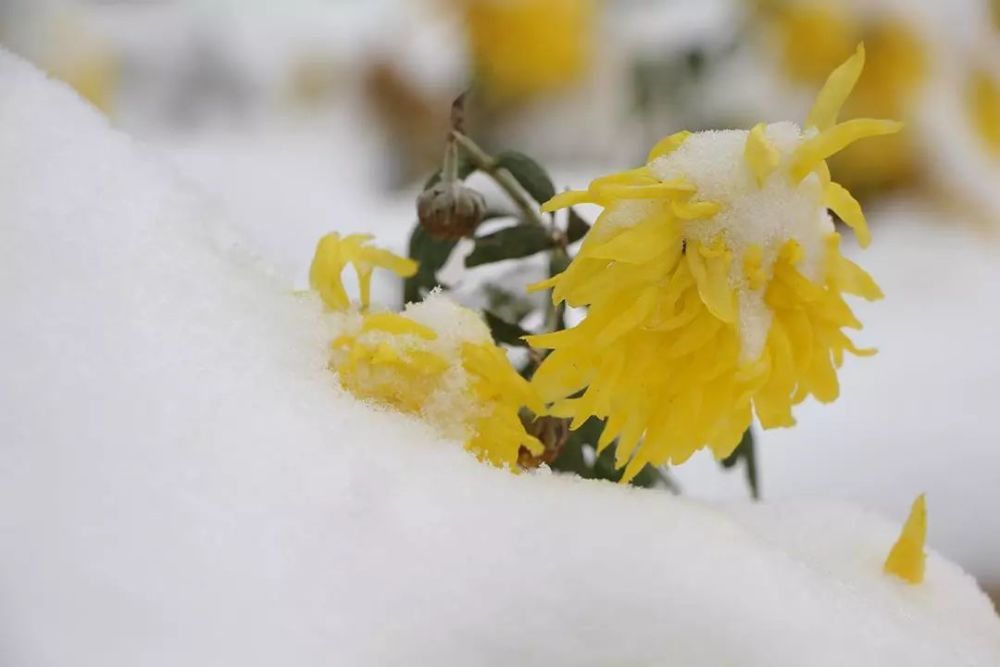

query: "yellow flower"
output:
331 295 544 469
309 233 417 311
760 2 926 193
969 68 1000 157
884 494 927 584
527 46 897 482
44 11 120 115
460 0 594 101
308 234 540 469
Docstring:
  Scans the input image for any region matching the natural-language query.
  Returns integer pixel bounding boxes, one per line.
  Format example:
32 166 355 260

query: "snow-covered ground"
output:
3 48 1000 666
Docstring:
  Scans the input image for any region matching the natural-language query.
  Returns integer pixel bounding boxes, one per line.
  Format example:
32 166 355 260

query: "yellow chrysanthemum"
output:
527 46 897 482
761 1 925 192
310 232 418 311
460 0 594 101
308 233 541 469
331 295 544 469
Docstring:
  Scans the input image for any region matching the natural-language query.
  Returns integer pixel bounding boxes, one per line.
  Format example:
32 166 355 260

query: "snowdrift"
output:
1 48 998 666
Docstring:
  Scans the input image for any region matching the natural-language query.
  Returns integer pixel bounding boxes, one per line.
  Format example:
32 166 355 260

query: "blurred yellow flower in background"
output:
460 0 595 101
528 46 895 481
44 11 120 115
758 1 926 194
970 69 1000 156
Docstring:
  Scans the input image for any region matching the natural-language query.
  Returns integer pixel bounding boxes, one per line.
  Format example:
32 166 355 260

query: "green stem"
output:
452 130 569 334
451 131 548 229
442 139 459 183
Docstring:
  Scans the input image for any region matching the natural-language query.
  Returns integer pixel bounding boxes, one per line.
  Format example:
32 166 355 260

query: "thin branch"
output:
451 131 548 229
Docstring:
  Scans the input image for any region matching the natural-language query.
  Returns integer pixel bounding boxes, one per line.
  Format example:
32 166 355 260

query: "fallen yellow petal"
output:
884 493 927 584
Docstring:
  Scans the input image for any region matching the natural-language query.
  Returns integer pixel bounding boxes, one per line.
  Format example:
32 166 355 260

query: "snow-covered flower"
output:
460 0 594 101
310 232 418 311
330 295 544 469
527 46 897 482
309 234 542 469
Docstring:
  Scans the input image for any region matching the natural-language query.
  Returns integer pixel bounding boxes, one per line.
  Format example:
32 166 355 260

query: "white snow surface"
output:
2 48 1000 667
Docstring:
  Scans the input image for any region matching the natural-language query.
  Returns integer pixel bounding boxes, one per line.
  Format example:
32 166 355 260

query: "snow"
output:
648 122 834 361
2 47 1000 666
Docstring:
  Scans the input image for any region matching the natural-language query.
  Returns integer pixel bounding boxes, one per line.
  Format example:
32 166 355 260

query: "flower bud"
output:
417 181 487 240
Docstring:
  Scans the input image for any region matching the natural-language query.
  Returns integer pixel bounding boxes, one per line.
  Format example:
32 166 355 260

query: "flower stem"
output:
451 131 548 229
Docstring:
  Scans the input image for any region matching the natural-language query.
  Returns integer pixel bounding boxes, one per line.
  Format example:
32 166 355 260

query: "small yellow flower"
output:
460 0 594 101
884 494 927 584
309 233 417 311
331 295 544 469
527 46 897 482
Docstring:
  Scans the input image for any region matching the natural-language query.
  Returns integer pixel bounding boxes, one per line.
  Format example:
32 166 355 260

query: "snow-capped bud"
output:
417 181 487 240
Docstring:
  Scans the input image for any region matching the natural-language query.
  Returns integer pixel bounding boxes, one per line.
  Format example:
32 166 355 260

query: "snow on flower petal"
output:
528 46 896 482
330 293 543 470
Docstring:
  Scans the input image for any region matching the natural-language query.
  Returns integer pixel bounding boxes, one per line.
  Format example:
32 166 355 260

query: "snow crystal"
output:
649 122 834 361
2 48 1000 667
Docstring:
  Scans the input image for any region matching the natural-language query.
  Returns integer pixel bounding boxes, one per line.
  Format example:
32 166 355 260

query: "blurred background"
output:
2 0 998 600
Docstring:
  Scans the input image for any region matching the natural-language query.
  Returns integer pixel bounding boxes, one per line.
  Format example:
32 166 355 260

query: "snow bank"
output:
1 48 999 666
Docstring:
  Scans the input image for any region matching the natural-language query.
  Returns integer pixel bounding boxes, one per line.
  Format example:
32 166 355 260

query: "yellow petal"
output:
884 494 927 585
824 181 871 247
541 190 590 213
361 312 438 339
592 179 695 201
790 118 903 182
687 242 736 324
647 130 692 162
743 245 767 290
806 43 866 131
672 199 721 220
363 247 419 278
744 122 780 187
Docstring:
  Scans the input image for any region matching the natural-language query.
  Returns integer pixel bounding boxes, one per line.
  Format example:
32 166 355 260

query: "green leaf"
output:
483 311 532 348
483 284 536 323
566 208 591 243
465 224 554 268
551 418 676 490
495 151 556 204
719 427 759 500
551 417 605 478
404 225 458 304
